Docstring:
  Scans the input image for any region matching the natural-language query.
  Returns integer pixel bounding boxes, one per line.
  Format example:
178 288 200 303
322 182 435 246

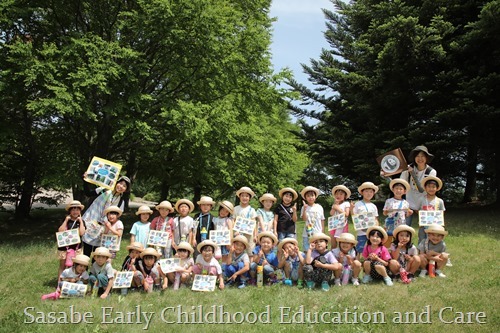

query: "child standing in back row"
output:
300 186 324 251
418 176 446 244
273 188 298 241
233 187 258 250
383 179 412 246
257 193 277 234
352 182 379 254
329 185 351 249
130 205 153 249
150 201 175 258
57 200 86 279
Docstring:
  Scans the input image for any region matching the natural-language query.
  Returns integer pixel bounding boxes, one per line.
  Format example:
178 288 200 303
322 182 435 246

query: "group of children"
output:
44 176 451 299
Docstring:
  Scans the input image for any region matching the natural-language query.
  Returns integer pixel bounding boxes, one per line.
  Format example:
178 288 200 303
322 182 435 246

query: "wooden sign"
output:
377 148 407 176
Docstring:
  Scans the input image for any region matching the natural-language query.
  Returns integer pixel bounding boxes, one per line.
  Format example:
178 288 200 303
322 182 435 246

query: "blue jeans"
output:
356 235 367 254
225 262 248 281
250 262 275 277
89 273 109 288
278 232 296 242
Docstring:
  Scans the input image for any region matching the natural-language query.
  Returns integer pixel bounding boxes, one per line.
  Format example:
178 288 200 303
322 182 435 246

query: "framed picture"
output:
232 216 256 236
84 220 104 240
147 230 171 248
191 274 217 292
84 156 122 191
419 210 445 227
100 234 121 251
113 271 134 289
327 213 346 231
55 228 81 247
352 212 379 231
59 282 87 298
158 258 181 274
209 230 231 246
376 148 407 176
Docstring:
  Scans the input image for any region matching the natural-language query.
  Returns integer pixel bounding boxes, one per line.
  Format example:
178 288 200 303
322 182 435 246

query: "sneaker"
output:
306 281 315 289
407 273 415 282
297 279 304 289
321 281 330 291
383 276 394 286
446 258 453 267
362 275 373 284
120 288 128 296
435 270 446 278
352 278 360 286
225 279 235 287
238 281 247 289
284 279 292 286
334 278 341 286
419 269 427 278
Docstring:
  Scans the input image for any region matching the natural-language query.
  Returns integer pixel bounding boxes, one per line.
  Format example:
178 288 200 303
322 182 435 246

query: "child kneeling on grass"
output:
418 225 449 278
250 232 279 285
225 235 251 288
304 233 341 291
193 240 225 290
277 237 304 288
41 254 90 300
165 241 194 290
332 233 361 286
119 242 145 294
89 247 115 298
137 247 162 291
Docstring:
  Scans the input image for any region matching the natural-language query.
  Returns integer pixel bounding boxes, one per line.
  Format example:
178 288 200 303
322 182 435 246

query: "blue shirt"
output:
252 245 278 267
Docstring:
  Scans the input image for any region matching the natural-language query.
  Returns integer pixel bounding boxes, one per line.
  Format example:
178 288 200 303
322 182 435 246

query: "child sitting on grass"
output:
167 241 194 290
225 235 251 288
193 240 225 290
304 233 341 291
418 225 449 278
250 232 279 285
120 242 145 294
277 237 305 288
332 233 361 286
41 254 90 300
361 227 393 286
89 247 115 299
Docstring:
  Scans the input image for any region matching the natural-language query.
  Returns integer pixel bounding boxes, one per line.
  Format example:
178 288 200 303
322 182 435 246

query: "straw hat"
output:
140 247 161 259
425 225 448 236
93 247 112 258
300 186 320 199
277 237 298 252
65 200 85 211
155 200 174 212
408 145 434 164
219 201 234 214
72 254 91 266
259 193 277 204
421 176 443 191
231 235 250 250
257 231 278 246
177 241 194 255
197 239 218 253
366 226 388 243
310 232 331 244
197 196 216 206
116 176 131 193
103 205 122 217
236 186 255 198
174 199 194 213
336 233 358 245
358 182 379 194
389 179 410 192
126 241 145 252
393 225 416 239
278 187 298 201
135 205 153 215
331 185 351 199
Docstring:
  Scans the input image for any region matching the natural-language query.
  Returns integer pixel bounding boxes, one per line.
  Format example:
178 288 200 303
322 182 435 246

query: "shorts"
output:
57 248 83 260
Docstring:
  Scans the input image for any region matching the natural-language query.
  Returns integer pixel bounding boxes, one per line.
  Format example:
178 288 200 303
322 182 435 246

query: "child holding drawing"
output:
329 185 351 249
57 200 86 279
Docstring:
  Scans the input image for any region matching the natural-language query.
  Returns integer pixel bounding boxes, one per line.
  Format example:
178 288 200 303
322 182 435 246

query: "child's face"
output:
94 255 107 266
361 189 375 201
414 152 428 166
69 207 81 219
143 255 156 267
427 232 444 244
201 246 214 261
107 212 119 223
283 243 297 256
369 232 382 246
239 193 251 205
392 184 406 199
200 204 212 214
74 264 87 274
282 193 293 205
305 192 316 205
158 207 169 218
334 190 347 203
177 249 189 259
219 207 230 218
140 213 150 223
314 239 328 252
178 204 190 217
233 241 246 254
260 237 274 252
397 231 411 245
114 180 128 194
262 200 273 210
129 249 141 259
339 242 353 253
425 182 438 196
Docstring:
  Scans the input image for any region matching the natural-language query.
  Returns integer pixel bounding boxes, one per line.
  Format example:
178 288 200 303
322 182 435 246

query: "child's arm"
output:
105 222 123 237
77 217 86 235
58 216 71 232
301 203 307 221
273 214 278 235
256 214 265 235
218 273 225 290
277 248 287 269
130 234 136 243
100 277 114 299
292 203 298 222
305 243 315 264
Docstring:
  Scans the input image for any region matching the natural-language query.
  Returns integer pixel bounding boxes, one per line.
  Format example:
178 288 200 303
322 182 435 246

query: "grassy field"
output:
0 205 498 333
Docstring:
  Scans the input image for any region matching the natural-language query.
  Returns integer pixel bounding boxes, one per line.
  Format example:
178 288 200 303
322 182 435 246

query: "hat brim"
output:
366 226 388 242
309 233 331 244
332 185 351 199
197 240 218 253
277 238 298 252
175 199 194 213
389 179 410 192
231 236 250 250
393 225 415 238
408 146 434 164
300 186 320 199
278 188 298 201
257 232 278 246
421 176 443 191
424 227 448 236
219 201 234 214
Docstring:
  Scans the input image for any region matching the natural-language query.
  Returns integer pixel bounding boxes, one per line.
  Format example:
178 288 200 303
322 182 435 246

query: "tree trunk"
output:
193 184 202 211
462 139 478 203
160 180 170 202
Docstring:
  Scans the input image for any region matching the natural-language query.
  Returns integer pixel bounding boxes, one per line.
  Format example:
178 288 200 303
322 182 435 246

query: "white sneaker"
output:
362 275 373 284
334 279 341 286
419 269 428 278
352 278 360 286
446 258 453 267
435 270 446 278
384 277 394 286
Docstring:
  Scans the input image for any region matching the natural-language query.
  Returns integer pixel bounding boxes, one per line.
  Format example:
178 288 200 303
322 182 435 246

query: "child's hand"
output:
100 292 108 299
407 209 414 216
219 280 225 290
309 243 315 251
282 248 289 259
313 261 324 268
292 203 297 213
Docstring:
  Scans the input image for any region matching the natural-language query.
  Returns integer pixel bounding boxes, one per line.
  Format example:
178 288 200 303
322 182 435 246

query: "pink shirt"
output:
362 245 391 261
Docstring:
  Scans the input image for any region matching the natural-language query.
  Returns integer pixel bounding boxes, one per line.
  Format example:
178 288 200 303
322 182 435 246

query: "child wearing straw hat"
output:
137 247 162 291
165 241 194 290
300 186 325 252
329 185 351 249
277 237 305 288
41 254 91 300
418 225 449 278
250 232 279 284
389 225 420 282
418 176 446 244
89 247 115 298
150 201 175 258
361 226 393 286
193 196 216 255
120 242 145 293
57 200 86 279
352 182 380 254
225 235 251 288
102 205 124 261
233 187 258 250
274 187 298 242
332 233 361 286
130 205 153 248
172 199 195 249
193 240 225 290
214 201 234 263
303 233 340 291
257 193 277 234
383 179 413 246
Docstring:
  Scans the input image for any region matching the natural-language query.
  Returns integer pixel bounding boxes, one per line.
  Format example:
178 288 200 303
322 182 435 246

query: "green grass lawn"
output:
0 205 498 333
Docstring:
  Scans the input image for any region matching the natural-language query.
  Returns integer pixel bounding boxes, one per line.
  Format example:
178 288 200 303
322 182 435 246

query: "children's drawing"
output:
191 274 217 292
232 217 256 236
100 234 121 251
113 271 134 289
351 212 378 231
419 210 445 226
59 282 87 298
147 230 170 248
84 156 122 190
327 213 346 231
209 230 231 246
159 258 181 274
55 228 81 247
85 220 104 240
